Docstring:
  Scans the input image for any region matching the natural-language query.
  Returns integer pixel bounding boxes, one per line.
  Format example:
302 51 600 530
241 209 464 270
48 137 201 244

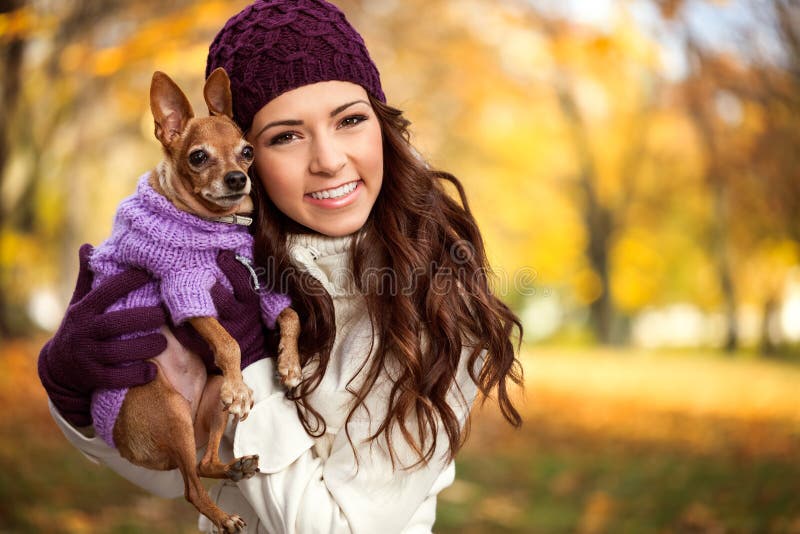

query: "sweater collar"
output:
287 232 355 259
286 231 361 297
136 173 250 234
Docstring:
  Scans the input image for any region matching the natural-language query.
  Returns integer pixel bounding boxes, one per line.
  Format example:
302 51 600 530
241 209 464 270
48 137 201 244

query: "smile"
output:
308 180 359 200
304 180 363 209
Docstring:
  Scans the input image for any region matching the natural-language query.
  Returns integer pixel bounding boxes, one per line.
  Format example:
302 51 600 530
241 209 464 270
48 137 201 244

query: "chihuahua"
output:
90 68 302 533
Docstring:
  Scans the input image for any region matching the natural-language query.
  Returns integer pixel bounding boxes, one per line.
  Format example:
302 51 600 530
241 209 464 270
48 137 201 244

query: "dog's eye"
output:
242 146 254 160
189 150 208 166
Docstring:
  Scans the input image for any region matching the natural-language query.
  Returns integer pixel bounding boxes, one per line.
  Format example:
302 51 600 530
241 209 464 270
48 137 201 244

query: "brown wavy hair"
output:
249 96 523 467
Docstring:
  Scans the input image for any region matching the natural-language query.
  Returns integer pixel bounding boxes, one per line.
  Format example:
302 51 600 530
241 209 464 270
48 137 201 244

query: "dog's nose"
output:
224 171 248 191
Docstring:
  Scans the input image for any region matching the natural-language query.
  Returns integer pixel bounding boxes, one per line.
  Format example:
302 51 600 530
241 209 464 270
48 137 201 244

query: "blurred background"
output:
1 0 799 532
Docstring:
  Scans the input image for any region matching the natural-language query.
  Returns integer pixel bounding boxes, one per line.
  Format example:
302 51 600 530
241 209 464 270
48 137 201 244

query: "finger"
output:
95 307 167 338
209 281 238 319
95 333 168 363
78 243 94 266
216 250 258 302
96 361 158 389
70 244 96 305
86 268 153 313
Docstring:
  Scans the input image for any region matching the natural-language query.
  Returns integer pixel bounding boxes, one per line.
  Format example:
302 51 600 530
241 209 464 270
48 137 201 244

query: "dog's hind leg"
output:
177 445 247 533
196 375 259 482
116 373 246 533
170 405 246 533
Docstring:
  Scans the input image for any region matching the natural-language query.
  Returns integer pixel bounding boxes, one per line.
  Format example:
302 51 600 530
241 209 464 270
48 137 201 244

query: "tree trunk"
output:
759 295 780 356
554 78 616 344
710 181 738 353
586 200 614 344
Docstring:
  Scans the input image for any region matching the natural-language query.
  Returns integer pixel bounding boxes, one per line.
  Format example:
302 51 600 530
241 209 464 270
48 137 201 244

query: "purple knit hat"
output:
206 0 385 133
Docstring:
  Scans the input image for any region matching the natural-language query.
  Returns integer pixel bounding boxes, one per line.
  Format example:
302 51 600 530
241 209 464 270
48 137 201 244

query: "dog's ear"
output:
204 67 233 119
150 71 194 146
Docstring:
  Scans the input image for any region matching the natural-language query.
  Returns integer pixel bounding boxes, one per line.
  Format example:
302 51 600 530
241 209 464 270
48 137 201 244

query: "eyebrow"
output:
252 100 370 141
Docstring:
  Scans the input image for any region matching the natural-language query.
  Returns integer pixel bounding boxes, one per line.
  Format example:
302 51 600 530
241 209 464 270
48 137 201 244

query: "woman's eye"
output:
270 132 298 145
242 146 254 159
340 115 367 128
189 150 208 166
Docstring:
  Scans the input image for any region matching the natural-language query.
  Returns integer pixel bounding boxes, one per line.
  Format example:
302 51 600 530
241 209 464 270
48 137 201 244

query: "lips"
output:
304 180 363 209
308 180 359 200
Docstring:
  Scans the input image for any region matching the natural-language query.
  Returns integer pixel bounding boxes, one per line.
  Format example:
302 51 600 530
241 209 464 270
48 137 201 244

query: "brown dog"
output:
108 69 301 533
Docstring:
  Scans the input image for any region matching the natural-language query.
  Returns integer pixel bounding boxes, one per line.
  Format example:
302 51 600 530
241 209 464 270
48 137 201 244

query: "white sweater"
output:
51 232 480 534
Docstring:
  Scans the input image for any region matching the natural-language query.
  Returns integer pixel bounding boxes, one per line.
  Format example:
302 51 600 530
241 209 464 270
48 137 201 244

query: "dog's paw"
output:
219 514 246 533
220 379 254 420
277 345 302 389
280 366 302 388
227 454 260 482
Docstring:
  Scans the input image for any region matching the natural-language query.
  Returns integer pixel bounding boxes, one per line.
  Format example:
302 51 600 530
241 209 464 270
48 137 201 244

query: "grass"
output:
436 347 800 533
2 340 799 533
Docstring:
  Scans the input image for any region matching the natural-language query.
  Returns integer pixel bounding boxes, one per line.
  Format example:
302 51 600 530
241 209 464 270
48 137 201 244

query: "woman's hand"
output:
171 249 270 372
38 244 168 427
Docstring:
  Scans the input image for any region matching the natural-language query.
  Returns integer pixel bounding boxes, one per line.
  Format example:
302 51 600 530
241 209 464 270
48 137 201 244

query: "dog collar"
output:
202 213 253 226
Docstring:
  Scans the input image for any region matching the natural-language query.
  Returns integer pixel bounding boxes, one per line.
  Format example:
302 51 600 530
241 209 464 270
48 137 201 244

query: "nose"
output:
309 134 346 176
224 171 247 191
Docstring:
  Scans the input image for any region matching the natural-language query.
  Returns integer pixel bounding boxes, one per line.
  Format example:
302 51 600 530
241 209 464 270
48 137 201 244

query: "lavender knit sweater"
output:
89 173 291 447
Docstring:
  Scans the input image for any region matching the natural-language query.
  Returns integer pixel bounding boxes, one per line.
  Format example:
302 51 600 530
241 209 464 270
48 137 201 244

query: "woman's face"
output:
247 81 384 237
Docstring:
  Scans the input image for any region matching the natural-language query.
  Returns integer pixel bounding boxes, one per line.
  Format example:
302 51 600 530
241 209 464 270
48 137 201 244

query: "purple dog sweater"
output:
89 173 291 447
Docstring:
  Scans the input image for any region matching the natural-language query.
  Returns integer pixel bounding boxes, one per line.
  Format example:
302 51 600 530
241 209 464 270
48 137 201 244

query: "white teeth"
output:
310 181 358 200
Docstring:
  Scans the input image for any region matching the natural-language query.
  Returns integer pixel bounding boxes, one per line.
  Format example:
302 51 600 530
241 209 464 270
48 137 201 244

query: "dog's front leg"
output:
188 317 253 420
275 307 302 388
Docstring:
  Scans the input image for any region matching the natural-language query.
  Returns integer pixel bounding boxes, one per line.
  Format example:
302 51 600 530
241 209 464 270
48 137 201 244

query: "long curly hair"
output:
249 96 523 467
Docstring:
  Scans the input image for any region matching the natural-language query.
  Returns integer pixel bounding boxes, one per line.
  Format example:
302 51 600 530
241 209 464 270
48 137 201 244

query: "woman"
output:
38 1 523 532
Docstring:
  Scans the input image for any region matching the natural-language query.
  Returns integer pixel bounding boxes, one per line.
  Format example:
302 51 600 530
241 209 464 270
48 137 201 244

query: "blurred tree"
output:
659 0 800 354
0 0 27 337
545 23 660 345
749 0 800 352
487 1 671 344
681 46 743 352
759 0 800 244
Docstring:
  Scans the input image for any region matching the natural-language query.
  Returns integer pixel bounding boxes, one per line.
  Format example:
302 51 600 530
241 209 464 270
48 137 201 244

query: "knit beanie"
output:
206 0 385 133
